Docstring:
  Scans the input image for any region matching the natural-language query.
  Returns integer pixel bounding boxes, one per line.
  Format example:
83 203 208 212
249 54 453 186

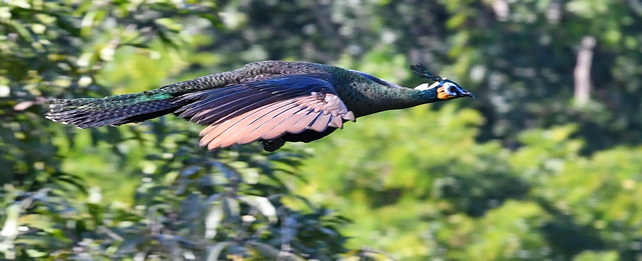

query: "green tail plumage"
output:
45 91 182 128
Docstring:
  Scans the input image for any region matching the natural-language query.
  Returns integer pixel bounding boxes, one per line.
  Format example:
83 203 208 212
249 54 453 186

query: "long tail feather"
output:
45 92 183 128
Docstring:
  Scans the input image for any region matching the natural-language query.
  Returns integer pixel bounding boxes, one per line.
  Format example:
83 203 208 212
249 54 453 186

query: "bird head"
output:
410 64 474 101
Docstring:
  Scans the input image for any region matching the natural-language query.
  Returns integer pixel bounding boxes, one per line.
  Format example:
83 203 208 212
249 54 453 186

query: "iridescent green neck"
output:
414 88 440 103
348 86 441 117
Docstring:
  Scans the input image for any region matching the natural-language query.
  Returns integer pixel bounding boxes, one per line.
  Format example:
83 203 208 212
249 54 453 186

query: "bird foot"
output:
261 138 285 152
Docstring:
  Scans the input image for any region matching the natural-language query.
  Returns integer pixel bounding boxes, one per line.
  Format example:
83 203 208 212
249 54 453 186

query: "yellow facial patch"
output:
437 86 456 100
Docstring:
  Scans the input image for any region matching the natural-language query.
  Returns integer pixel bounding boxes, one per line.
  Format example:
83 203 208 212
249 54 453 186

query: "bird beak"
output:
461 91 475 99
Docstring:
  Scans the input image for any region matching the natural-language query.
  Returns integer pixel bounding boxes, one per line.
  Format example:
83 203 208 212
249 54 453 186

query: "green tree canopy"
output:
2 0 642 260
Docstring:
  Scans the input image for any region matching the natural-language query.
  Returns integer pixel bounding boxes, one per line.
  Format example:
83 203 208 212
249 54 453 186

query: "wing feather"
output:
200 100 292 148
175 85 246 117
329 114 343 128
241 109 316 142
256 108 314 140
221 105 300 143
204 100 297 149
192 93 280 125
308 113 331 132
235 105 305 144
177 75 355 150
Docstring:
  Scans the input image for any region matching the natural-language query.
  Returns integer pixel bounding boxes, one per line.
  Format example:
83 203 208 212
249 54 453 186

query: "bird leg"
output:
261 138 286 152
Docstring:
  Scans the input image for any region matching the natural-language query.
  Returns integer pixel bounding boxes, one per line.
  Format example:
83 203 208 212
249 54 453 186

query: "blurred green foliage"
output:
2 0 642 260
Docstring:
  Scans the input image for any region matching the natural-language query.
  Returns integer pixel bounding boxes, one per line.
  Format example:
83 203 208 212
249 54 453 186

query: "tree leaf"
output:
205 241 234 261
205 200 223 239
239 195 277 223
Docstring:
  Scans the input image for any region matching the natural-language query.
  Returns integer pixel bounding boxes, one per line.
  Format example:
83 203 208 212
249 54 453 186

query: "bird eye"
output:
444 84 458 95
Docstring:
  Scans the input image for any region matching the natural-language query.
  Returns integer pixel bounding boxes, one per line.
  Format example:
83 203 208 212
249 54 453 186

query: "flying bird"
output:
45 61 474 151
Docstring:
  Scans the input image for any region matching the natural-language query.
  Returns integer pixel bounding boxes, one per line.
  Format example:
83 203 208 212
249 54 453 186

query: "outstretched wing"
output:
174 75 355 150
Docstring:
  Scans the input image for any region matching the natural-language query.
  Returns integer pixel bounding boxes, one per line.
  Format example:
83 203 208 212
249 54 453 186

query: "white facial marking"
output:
443 82 457 95
415 82 440 90
442 81 465 96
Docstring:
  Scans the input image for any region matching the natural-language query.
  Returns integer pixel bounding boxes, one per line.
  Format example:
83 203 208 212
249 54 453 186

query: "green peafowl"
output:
45 61 474 151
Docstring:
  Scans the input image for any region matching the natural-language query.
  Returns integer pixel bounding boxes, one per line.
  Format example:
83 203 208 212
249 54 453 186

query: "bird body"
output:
46 61 473 151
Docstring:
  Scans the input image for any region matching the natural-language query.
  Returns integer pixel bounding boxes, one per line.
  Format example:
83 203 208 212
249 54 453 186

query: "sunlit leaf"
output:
205 200 223 239
205 241 234 261
239 195 277 223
